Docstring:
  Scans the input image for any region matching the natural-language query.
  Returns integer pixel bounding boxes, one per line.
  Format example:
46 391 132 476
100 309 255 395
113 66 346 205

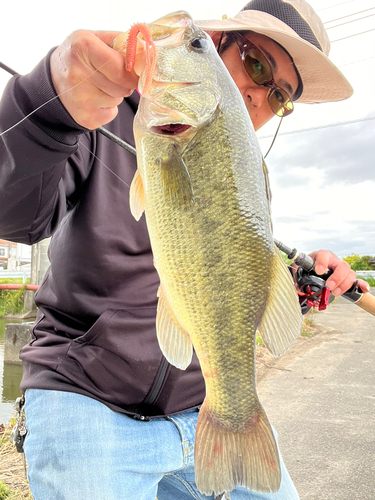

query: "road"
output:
257 290 375 500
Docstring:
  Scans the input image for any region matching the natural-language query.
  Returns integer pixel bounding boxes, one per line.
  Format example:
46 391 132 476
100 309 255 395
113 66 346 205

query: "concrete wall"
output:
24 239 50 313
4 323 32 365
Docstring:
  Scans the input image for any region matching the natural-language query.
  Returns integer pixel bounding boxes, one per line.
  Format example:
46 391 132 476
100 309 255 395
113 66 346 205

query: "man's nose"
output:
246 85 269 108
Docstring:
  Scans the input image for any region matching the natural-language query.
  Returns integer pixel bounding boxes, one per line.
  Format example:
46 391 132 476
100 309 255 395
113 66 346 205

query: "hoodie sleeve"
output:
0 49 95 244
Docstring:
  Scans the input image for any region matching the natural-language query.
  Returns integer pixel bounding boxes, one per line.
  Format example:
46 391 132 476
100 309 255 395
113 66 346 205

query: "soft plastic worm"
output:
125 23 156 95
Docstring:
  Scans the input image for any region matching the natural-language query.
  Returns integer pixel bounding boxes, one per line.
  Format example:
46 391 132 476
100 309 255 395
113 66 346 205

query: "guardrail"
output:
356 271 375 279
0 271 30 283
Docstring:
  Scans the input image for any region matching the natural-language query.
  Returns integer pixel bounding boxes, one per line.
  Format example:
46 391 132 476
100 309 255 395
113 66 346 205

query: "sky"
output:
0 0 374 258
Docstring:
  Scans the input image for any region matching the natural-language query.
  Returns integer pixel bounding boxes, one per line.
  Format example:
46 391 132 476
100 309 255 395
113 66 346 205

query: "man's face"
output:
219 32 299 131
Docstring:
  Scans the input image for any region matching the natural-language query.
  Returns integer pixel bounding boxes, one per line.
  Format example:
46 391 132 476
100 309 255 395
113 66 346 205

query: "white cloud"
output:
1 0 374 257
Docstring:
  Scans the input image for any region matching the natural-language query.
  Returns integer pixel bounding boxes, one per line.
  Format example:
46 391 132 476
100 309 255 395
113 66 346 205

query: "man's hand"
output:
50 30 139 130
309 250 370 296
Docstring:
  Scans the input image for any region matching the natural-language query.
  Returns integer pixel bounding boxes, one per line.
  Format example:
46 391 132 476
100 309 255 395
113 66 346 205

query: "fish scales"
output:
120 10 303 497
138 100 272 424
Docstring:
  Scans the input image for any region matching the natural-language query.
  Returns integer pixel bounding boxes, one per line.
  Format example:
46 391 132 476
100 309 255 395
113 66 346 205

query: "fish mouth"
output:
151 124 192 135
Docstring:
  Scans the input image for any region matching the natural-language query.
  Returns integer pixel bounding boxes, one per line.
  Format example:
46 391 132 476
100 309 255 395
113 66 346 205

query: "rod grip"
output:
354 292 375 316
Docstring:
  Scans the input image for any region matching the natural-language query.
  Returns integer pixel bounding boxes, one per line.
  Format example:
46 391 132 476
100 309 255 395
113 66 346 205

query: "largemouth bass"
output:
114 11 302 496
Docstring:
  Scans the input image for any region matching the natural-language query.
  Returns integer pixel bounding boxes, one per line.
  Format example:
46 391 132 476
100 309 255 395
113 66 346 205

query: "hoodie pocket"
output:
56 308 164 407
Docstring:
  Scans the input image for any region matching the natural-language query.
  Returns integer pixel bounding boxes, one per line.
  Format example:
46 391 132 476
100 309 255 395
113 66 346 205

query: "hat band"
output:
241 0 323 51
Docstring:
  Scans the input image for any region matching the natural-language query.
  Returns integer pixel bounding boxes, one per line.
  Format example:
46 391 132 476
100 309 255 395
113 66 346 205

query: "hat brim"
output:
196 11 353 104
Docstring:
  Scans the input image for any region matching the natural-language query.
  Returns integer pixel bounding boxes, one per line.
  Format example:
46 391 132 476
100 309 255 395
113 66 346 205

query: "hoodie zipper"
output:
132 358 169 421
143 357 170 406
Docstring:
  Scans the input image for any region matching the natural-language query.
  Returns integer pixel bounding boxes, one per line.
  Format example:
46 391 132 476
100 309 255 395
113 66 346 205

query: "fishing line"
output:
264 116 283 158
0 54 137 190
79 141 131 189
0 49 122 138
0 58 138 161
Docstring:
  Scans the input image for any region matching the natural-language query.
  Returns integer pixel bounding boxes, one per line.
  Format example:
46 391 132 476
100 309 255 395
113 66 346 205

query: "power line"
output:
317 0 356 13
338 55 375 68
324 7 375 24
331 27 375 42
326 13 375 30
258 116 375 139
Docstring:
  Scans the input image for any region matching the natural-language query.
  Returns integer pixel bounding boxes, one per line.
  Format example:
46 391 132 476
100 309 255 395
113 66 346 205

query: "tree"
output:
343 254 375 271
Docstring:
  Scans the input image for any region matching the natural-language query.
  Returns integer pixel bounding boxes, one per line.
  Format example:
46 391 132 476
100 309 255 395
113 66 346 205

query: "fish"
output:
113 11 303 497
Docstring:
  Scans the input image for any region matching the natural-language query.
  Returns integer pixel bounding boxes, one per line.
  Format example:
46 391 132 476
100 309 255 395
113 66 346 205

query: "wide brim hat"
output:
196 0 353 104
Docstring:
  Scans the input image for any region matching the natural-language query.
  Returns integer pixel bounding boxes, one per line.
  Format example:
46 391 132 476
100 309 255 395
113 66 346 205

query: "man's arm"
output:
0 30 138 244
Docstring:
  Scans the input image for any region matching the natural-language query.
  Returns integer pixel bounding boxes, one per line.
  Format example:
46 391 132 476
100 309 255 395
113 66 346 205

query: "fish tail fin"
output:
195 400 281 496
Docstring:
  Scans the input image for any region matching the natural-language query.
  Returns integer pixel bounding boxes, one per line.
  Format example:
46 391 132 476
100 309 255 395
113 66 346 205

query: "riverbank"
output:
0 422 32 499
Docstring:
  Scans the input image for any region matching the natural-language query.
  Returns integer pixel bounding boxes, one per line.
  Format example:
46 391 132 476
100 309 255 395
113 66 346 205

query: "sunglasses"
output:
231 32 294 117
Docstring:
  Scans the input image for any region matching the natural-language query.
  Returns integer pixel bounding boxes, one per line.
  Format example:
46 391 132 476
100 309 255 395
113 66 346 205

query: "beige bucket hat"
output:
196 0 353 103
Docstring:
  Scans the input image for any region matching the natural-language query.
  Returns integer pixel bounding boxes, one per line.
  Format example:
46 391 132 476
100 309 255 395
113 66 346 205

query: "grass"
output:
357 276 375 287
301 309 317 338
0 422 32 500
0 279 29 317
0 481 11 499
256 332 264 346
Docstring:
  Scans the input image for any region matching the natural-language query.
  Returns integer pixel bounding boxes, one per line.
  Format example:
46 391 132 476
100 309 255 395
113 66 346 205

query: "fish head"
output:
133 11 225 136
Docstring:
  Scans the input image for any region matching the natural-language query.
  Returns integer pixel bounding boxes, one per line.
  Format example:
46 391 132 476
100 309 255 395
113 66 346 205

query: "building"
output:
0 239 31 270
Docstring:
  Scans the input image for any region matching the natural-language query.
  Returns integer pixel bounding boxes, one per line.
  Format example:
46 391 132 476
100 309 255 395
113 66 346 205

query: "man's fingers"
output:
325 260 353 292
93 30 126 47
310 250 332 275
50 29 139 129
358 279 371 293
329 271 356 296
87 31 139 89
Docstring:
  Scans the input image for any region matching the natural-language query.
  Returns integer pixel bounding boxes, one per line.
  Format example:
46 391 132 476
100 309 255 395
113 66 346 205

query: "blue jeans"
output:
24 389 300 500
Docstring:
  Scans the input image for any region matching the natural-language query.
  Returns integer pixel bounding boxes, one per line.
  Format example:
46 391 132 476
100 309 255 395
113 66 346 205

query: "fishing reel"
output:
275 238 365 316
295 266 334 315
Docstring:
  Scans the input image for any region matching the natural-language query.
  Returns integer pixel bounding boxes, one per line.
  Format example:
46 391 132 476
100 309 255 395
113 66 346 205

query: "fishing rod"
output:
275 238 375 316
3 61 374 317
0 61 136 155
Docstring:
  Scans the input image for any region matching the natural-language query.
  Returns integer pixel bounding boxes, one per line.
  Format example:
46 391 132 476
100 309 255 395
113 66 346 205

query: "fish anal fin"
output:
195 400 281 496
129 169 145 220
156 286 193 370
258 246 303 357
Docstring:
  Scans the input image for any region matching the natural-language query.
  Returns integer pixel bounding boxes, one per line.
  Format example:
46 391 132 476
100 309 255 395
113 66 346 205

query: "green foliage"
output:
256 333 264 346
0 481 11 499
301 310 317 338
343 254 375 271
279 250 293 267
357 276 375 287
0 279 29 317
0 289 26 316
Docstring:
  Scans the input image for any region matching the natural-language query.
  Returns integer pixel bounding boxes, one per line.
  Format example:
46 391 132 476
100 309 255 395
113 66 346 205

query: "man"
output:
0 0 366 498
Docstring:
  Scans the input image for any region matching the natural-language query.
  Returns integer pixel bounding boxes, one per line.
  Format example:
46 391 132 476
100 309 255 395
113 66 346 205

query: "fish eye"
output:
191 37 208 52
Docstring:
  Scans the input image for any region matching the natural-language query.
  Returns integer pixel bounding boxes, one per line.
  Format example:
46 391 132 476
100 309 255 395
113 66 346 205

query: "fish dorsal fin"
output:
156 286 193 370
258 246 303 357
129 169 145 220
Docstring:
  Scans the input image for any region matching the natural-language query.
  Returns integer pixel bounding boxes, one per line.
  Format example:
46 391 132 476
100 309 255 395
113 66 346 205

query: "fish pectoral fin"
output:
159 144 194 206
258 246 303 357
156 286 193 370
129 169 145 220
